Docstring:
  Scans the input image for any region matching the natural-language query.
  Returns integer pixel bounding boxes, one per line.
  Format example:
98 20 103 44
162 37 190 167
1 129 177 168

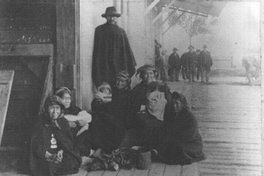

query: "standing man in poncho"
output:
92 6 136 87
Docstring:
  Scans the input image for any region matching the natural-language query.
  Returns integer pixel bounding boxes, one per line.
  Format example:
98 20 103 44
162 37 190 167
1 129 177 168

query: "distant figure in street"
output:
155 40 164 81
181 45 196 82
252 58 261 80
161 50 169 81
92 6 136 87
197 45 213 83
242 56 253 85
195 49 201 81
168 48 181 81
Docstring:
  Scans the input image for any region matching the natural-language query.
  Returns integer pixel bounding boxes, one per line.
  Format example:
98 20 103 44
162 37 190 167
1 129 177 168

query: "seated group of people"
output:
30 64 205 176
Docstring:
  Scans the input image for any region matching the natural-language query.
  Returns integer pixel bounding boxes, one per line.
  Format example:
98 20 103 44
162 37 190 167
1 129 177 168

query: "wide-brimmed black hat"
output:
102 6 121 18
173 47 178 51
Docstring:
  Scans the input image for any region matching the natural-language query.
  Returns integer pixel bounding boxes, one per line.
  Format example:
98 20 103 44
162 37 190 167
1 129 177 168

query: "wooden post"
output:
144 0 160 15
56 0 76 90
261 1 264 175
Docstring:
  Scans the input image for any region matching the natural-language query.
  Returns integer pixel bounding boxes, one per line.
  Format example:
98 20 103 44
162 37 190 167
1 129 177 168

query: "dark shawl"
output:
90 87 132 153
30 114 81 176
64 105 82 136
92 23 136 87
130 81 149 116
160 107 205 165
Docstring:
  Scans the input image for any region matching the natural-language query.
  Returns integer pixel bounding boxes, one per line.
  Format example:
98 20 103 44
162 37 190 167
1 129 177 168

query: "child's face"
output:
173 100 182 113
48 105 61 120
61 93 71 109
101 88 111 94
115 77 127 90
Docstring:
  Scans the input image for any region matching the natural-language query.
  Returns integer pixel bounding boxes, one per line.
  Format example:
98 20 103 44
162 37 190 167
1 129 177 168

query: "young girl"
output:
55 87 92 157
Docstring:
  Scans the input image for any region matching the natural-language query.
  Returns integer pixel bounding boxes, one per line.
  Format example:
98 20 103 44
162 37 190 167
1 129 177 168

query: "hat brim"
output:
102 13 121 18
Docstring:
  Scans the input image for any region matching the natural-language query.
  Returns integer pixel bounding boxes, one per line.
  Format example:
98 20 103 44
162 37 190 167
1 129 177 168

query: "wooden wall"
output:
0 0 77 98
55 0 76 90
0 0 56 44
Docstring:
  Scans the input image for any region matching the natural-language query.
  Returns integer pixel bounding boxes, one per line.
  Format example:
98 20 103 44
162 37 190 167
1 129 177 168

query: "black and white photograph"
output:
0 0 263 175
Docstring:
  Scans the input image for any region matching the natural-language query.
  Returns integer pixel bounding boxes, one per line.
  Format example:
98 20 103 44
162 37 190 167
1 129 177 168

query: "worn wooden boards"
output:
1 76 261 176
0 70 14 146
191 77 261 176
71 163 198 176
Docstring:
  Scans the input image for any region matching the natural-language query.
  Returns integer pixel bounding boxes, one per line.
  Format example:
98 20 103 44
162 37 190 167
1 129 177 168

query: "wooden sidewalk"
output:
72 163 199 176
1 76 261 176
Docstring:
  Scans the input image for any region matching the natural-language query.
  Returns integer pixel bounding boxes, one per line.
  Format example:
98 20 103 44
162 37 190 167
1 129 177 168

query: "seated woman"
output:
90 71 132 155
130 65 158 118
55 87 92 156
30 95 81 176
122 82 205 166
159 92 206 165
119 81 171 149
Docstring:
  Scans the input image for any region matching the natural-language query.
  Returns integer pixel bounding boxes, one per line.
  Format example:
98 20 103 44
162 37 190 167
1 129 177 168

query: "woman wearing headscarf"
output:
55 87 92 157
30 96 81 176
159 92 206 165
130 65 158 118
119 81 171 149
90 71 132 155
137 81 171 149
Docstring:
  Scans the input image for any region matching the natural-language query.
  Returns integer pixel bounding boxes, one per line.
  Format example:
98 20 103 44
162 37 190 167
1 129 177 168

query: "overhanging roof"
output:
167 0 226 17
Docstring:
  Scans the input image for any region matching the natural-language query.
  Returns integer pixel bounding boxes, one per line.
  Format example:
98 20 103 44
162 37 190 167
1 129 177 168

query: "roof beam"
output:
162 12 185 35
151 0 177 25
161 8 177 26
165 5 208 17
144 0 161 15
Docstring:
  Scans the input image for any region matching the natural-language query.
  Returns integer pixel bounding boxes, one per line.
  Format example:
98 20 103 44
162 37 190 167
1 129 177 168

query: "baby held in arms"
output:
95 82 112 104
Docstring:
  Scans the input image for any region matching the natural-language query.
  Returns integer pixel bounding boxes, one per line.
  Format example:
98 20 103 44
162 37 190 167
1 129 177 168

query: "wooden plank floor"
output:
71 163 199 176
1 76 261 176
190 77 261 176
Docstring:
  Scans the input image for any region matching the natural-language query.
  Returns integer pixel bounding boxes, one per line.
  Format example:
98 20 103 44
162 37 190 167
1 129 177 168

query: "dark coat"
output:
182 51 196 69
198 50 213 68
160 108 206 165
30 114 81 176
92 23 136 87
168 53 181 75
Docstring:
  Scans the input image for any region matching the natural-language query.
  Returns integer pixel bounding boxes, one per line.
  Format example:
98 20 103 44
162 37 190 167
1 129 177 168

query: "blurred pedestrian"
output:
168 48 181 81
181 45 196 82
195 49 201 81
198 45 213 83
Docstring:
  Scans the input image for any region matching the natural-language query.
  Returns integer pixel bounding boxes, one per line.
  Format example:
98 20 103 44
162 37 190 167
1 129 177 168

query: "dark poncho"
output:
30 114 81 176
90 87 132 153
92 23 136 87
